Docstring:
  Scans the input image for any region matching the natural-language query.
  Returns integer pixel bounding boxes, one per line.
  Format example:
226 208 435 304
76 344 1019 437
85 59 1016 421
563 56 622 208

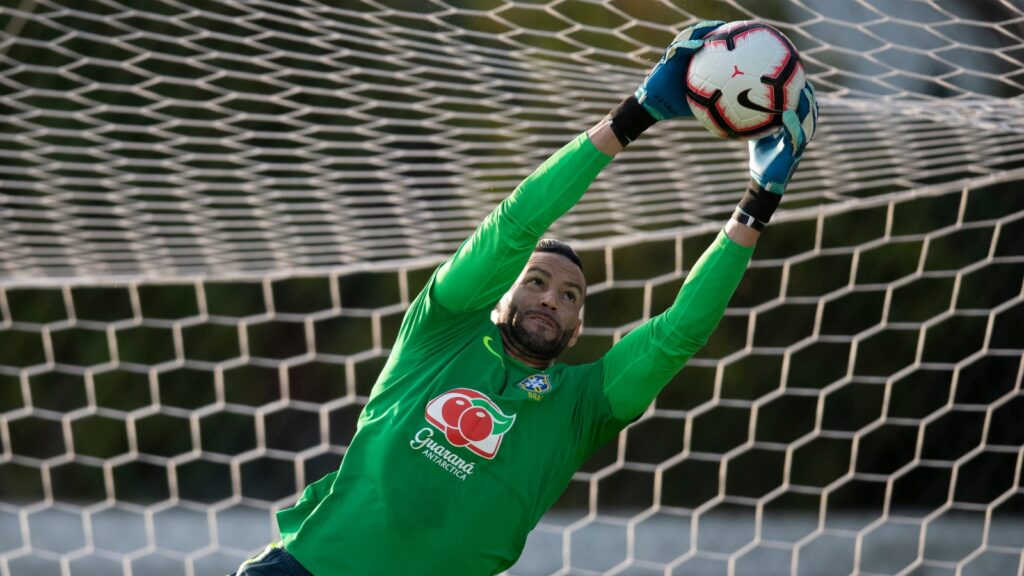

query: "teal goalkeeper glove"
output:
749 82 819 193
605 20 725 146
734 82 819 230
636 20 725 120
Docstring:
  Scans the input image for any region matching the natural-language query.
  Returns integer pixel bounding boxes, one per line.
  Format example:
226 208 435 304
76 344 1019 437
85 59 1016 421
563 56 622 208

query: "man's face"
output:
496 251 586 365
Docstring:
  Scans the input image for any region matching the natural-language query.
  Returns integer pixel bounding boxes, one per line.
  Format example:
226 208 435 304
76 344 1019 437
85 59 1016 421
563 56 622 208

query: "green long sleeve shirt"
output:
277 133 754 575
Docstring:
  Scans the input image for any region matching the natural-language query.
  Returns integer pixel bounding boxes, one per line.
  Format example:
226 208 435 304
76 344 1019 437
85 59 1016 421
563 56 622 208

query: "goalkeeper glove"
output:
734 82 819 230
605 20 725 147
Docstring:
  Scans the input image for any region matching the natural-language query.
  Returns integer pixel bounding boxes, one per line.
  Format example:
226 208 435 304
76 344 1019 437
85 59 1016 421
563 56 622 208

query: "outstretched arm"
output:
429 22 726 315
430 127 615 314
600 82 819 422
600 228 754 421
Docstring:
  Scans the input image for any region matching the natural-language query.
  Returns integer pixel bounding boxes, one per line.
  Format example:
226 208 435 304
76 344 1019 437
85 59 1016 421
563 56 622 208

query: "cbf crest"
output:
518 374 551 401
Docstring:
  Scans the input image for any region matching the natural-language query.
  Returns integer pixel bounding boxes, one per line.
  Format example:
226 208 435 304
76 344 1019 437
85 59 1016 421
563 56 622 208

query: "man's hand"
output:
748 82 819 194
602 21 723 148
635 20 725 121
731 81 819 233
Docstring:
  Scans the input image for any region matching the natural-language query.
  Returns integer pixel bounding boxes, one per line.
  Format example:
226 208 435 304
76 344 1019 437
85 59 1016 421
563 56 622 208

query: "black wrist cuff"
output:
734 179 782 229
732 208 766 231
607 95 657 147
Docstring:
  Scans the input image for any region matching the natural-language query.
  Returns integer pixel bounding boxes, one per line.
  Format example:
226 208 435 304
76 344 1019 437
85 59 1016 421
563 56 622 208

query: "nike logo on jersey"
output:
482 335 505 367
737 89 784 114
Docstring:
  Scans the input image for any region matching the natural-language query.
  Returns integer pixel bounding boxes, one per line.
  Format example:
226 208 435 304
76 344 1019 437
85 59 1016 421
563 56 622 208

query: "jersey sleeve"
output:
600 231 754 421
368 134 612 397
572 362 633 466
430 133 611 314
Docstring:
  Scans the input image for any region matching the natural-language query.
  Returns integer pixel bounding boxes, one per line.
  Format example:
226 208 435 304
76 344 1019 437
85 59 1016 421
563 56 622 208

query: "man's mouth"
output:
526 312 558 330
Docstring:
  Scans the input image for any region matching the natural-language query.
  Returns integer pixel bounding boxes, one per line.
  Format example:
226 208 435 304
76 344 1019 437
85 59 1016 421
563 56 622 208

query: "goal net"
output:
1 1 1023 575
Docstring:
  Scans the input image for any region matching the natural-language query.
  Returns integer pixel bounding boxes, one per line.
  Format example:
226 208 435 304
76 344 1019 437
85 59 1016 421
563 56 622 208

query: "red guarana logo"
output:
425 388 515 459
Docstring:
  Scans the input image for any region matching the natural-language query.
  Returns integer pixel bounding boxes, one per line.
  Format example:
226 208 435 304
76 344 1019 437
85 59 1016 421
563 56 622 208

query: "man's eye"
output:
562 292 577 302
527 278 543 287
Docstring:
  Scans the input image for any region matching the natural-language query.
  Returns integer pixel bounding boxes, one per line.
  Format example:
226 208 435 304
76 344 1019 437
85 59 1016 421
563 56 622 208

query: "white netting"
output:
1 1 1023 575
2 0 1024 279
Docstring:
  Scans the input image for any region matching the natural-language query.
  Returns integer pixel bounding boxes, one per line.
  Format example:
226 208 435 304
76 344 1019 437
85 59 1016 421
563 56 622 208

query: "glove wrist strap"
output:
733 179 781 230
732 208 766 231
606 95 657 147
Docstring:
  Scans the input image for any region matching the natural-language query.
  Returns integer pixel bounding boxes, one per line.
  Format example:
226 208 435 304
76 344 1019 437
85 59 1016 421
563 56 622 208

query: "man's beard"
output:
497 304 575 364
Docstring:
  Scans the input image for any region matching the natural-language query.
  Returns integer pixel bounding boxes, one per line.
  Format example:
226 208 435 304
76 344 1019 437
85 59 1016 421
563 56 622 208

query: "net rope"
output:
2 0 1024 280
1 1 1023 575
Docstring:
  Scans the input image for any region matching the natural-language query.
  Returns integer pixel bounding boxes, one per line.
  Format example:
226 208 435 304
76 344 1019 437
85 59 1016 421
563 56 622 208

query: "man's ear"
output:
491 291 512 324
567 317 583 348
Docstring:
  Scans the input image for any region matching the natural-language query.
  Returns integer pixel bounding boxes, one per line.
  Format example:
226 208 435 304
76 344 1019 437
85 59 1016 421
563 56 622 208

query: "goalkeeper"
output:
233 21 818 576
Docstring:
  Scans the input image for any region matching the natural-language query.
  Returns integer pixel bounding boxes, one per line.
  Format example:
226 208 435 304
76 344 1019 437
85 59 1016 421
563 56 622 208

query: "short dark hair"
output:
534 238 583 272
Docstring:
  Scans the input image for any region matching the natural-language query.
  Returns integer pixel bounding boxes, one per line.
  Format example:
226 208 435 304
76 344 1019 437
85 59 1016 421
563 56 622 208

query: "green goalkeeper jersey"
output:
277 134 754 575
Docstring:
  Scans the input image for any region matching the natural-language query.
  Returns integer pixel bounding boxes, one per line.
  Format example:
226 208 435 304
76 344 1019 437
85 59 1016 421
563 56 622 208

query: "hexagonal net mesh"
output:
0 1 1022 575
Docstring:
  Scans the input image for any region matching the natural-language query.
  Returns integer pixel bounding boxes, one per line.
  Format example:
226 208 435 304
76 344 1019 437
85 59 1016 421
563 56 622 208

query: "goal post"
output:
1 2 1023 575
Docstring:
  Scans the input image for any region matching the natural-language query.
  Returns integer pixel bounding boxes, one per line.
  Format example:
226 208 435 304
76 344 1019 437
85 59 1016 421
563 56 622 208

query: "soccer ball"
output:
686 21 805 140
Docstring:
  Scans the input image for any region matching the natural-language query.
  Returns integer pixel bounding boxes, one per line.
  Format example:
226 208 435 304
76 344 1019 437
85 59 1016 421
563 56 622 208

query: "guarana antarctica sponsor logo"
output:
409 388 516 479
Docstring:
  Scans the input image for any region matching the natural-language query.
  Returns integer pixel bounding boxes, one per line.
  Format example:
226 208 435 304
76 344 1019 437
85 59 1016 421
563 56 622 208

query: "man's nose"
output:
538 289 558 309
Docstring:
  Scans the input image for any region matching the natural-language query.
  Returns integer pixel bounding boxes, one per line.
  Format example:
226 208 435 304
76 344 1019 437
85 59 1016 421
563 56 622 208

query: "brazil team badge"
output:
518 374 551 401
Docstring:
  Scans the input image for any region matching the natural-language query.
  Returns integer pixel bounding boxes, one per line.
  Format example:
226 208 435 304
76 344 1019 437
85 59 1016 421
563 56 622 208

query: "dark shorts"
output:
230 542 313 576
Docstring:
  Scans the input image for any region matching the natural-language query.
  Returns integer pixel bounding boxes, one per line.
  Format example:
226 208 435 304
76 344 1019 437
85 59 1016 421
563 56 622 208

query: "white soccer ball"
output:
686 21 806 140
